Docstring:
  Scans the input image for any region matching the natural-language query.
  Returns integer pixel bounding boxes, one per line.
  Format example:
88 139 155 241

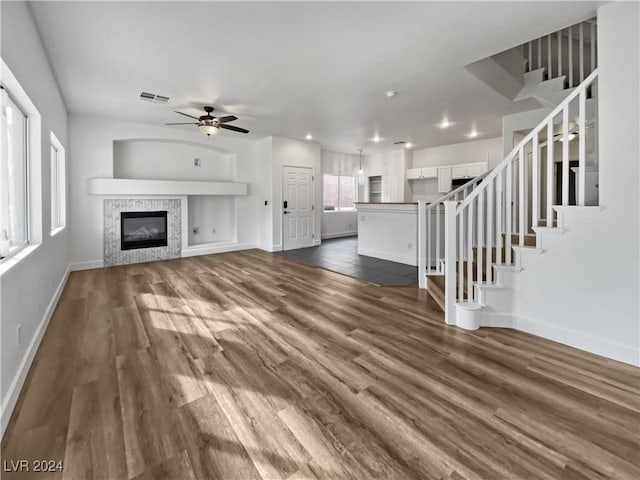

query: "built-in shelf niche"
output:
187 195 236 247
369 175 382 202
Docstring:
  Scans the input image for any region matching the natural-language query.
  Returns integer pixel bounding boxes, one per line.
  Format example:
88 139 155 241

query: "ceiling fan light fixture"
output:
199 123 219 136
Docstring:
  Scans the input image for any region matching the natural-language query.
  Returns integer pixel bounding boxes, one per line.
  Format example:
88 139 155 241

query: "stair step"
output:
502 233 537 247
537 219 558 227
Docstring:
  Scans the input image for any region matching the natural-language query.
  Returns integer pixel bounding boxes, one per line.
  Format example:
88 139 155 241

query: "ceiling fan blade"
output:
174 111 200 120
215 115 238 123
165 122 199 125
220 124 249 134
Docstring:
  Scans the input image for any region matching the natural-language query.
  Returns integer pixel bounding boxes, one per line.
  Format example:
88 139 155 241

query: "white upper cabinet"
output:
407 168 422 180
450 161 489 179
407 167 437 180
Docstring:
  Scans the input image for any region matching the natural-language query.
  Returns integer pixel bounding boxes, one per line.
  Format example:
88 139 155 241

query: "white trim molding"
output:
181 242 256 257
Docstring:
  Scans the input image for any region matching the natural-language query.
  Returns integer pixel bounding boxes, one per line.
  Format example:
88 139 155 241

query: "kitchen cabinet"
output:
407 167 437 180
451 161 489 179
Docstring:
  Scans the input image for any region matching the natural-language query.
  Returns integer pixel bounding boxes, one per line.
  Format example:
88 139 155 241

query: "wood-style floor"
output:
2 249 639 480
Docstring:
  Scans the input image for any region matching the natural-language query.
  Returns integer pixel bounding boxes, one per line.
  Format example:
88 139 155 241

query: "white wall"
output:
270 137 322 249
0 1 70 435
507 1 640 366
357 204 418 266
69 115 258 267
322 211 357 239
255 137 274 250
114 139 234 181
409 137 502 202
187 196 236 245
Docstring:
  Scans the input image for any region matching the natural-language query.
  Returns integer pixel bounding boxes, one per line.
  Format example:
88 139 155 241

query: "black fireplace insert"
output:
120 211 168 250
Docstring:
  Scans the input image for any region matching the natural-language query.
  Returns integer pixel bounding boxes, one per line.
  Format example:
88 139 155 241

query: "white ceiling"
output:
27 1 600 153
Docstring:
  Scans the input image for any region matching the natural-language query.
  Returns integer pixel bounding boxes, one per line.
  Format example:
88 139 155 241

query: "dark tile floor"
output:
278 236 418 286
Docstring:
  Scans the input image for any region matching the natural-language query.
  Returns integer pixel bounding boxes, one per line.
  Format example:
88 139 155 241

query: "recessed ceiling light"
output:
305 133 313 140
439 118 451 129
405 142 413 148
385 90 397 98
468 128 479 138
372 135 381 143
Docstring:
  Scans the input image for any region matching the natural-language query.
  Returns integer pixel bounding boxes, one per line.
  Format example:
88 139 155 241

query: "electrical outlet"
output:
211 228 216 234
348 223 352 228
408 242 412 250
17 325 21 346
192 227 199 234
194 158 201 167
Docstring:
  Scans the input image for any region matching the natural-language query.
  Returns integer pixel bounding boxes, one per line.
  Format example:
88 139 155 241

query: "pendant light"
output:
357 148 366 186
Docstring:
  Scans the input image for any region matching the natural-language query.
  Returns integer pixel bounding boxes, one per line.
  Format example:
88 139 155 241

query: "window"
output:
0 87 28 260
50 132 66 234
323 174 355 211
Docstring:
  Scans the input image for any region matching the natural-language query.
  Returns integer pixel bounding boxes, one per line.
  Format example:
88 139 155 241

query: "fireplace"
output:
120 211 168 250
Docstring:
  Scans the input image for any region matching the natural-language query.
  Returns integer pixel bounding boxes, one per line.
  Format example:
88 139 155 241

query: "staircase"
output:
440 69 599 329
419 20 600 323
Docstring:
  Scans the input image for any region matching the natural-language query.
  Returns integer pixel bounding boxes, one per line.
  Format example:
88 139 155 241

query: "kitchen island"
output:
355 202 419 266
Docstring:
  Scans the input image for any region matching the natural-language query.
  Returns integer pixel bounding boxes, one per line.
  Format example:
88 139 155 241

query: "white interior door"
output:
282 166 314 250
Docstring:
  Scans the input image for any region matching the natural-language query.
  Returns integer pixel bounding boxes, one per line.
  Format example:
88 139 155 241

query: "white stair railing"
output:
418 171 490 287
443 69 598 325
523 18 597 88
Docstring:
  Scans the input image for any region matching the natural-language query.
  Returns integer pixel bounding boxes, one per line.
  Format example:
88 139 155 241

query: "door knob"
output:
284 211 289 215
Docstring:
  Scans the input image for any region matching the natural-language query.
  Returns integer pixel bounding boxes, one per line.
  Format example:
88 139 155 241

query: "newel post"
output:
417 200 427 289
443 201 457 325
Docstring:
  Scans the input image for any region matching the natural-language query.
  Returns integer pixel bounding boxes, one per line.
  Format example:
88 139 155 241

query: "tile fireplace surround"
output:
103 198 181 266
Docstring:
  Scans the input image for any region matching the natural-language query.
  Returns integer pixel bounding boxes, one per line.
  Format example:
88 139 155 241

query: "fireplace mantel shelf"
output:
88 178 247 196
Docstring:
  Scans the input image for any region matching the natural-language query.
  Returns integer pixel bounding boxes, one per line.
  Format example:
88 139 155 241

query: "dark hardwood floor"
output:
2 249 639 479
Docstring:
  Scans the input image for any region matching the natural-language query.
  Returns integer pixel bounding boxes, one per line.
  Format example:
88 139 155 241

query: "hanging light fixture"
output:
356 148 366 186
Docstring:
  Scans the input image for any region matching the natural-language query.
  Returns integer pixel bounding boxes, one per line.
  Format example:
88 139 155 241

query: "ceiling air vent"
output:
393 141 406 145
140 91 170 103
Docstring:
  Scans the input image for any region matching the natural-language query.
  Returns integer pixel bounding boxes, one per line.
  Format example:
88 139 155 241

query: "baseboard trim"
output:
513 315 640 367
0 265 71 439
181 242 257 257
69 259 103 271
357 247 417 266
321 231 357 240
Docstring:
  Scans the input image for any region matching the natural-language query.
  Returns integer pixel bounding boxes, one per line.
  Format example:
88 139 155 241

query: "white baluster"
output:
505 161 512 264
486 179 494 283
444 201 457 325
496 170 503 266
547 34 552 77
562 105 570 206
547 120 555 226
591 22 596 70
537 37 542 71
579 23 585 82
467 200 474 302
518 147 525 245
418 201 427 288
427 205 432 273
558 30 562 77
436 203 441 272
532 133 539 228
477 189 484 287
569 26 573 87
458 210 464 302
578 89 586 206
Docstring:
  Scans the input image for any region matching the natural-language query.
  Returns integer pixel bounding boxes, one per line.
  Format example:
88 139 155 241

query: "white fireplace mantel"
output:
88 177 248 196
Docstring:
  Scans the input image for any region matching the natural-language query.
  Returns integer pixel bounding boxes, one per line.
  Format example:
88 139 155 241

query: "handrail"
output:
456 68 598 214
427 170 490 209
